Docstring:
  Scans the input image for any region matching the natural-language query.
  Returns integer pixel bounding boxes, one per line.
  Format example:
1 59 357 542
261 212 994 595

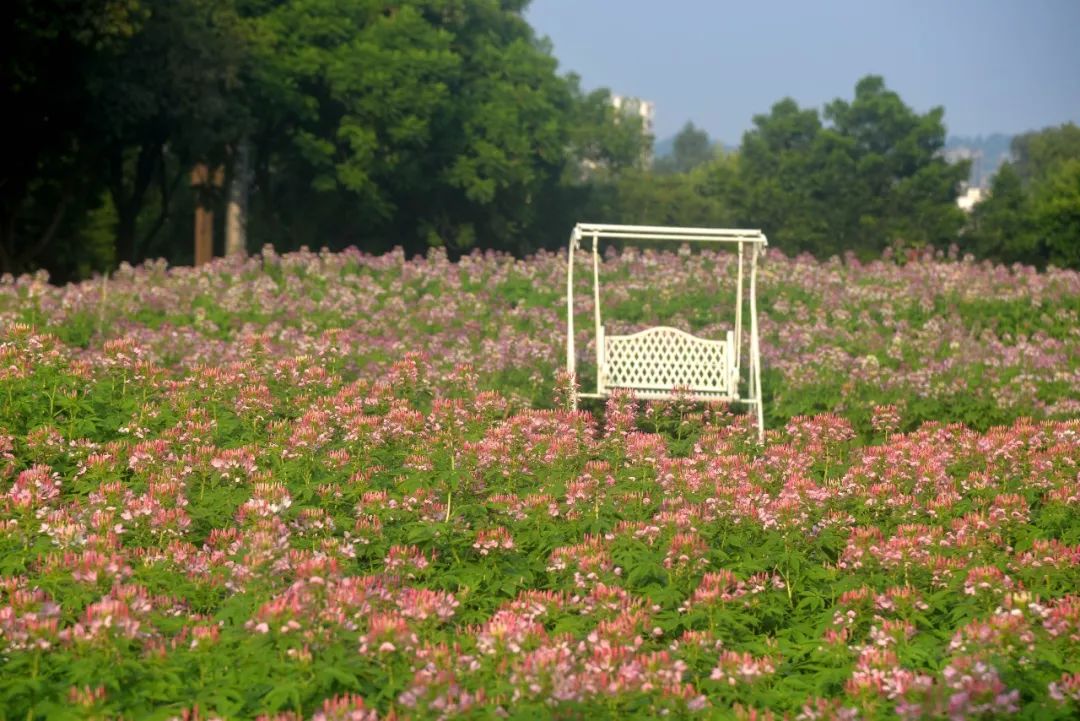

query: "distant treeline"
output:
5 1 1079 282
644 115 1079 269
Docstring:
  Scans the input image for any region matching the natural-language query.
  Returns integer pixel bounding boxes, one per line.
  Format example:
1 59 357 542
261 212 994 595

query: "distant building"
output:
611 95 655 135
957 186 984 213
611 94 655 166
943 136 1014 189
944 147 987 190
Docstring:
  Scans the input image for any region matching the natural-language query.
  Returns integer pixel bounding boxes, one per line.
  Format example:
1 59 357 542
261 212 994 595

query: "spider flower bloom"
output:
663 532 710 571
871 404 903 435
4 465 61 510
604 389 639 438
383 544 434 576
311 693 378 721
0 588 61 651
472 526 515 556
948 610 1036 660
1043 595 1080 642
988 493 1030 524
547 536 613 577
1012 538 1080 569
1049 672 1080 704
709 651 777 686
358 612 417 655
238 482 292 520
474 610 547 655
398 668 486 715
67 685 107 709
396 587 458 623
795 697 862 721
962 566 1015 597
680 570 746 611
941 656 1020 719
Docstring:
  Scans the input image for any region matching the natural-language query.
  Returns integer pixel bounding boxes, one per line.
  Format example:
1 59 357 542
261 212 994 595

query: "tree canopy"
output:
654 122 715 175
643 77 971 260
968 123 1080 268
7 3 1077 279
3 0 647 279
738 76 969 257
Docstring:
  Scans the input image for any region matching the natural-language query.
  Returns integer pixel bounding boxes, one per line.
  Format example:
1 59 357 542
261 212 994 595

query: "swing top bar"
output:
574 223 768 245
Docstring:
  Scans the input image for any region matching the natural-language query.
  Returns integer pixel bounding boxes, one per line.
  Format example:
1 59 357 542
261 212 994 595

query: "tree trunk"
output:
0 237 14 277
0 193 71 276
116 204 139 266
109 142 161 266
0 202 20 276
191 164 223 266
225 140 250 257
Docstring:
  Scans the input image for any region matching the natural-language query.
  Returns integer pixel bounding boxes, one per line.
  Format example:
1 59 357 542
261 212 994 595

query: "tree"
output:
2 0 253 277
91 0 250 265
243 0 646 257
737 76 968 257
966 124 1080 268
822 76 968 252
1031 158 1080 268
593 163 736 228
966 165 1039 264
737 98 829 253
1010 123 1080 186
655 122 714 174
1 0 143 278
4 0 647 278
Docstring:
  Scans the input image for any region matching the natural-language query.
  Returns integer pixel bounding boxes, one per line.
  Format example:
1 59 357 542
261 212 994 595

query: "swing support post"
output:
566 226 580 410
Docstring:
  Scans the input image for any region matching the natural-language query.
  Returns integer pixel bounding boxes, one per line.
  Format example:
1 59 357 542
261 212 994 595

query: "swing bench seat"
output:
599 326 738 400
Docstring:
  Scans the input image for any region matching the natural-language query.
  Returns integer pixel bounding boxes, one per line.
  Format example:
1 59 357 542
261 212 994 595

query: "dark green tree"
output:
1010 122 1080 186
1031 158 1080 268
738 76 968 256
92 0 250 265
655 122 714 174
738 98 829 252
593 163 736 228
966 165 1039 264
966 123 1080 268
3 0 647 278
243 0 645 256
1 0 144 278
823 76 968 251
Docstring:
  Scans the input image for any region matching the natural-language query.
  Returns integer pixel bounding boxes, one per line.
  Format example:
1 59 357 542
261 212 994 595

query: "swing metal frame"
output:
565 223 767 441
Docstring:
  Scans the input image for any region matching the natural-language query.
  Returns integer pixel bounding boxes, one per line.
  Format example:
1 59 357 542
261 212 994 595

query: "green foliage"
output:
595 164 737 228
739 76 968 256
601 76 972 262
967 124 1080 269
5 0 648 276
1010 122 1080 186
8 0 1078 280
1 249 1079 718
654 122 715 175
967 165 1040 265
1031 158 1080 268
231 0 649 257
1 0 145 278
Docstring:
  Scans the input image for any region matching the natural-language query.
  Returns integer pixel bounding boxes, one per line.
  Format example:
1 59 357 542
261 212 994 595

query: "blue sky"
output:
526 0 1080 143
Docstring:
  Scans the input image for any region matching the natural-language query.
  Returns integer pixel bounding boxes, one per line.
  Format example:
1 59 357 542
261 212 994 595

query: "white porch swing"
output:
565 223 768 441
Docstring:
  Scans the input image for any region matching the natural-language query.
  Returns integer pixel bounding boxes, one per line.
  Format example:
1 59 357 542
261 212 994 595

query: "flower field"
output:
1 246 1079 720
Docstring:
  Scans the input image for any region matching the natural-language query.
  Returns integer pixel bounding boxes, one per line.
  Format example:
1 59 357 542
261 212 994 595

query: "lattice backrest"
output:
601 327 736 397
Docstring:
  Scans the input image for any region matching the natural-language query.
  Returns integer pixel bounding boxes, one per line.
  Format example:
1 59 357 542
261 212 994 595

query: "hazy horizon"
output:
526 0 1080 143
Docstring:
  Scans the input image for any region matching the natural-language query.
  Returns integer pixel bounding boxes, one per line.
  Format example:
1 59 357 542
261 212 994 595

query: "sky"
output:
525 0 1080 143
